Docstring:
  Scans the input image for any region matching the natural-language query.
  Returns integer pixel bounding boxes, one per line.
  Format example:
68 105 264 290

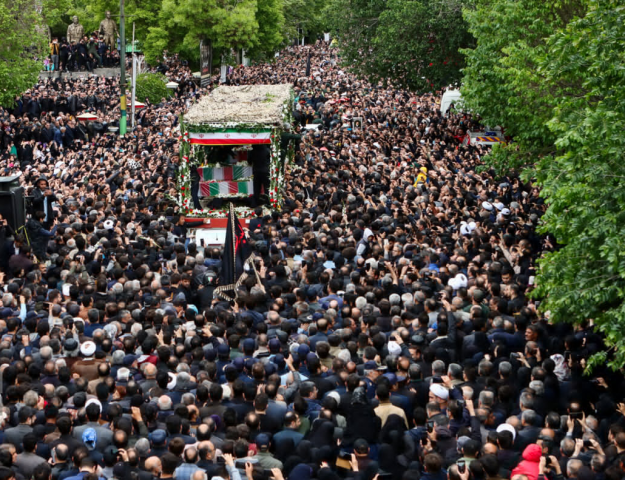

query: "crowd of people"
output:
0 41 622 480
47 37 121 73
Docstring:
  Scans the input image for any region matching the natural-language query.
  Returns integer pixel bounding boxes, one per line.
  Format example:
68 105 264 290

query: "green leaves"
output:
463 0 625 370
0 0 48 107
135 72 170 103
326 0 474 91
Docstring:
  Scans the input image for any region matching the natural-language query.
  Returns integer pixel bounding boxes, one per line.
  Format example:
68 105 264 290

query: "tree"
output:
533 0 625 370
0 0 48 107
247 0 285 60
326 0 474 91
284 0 329 42
143 0 285 66
135 72 170 103
460 0 625 370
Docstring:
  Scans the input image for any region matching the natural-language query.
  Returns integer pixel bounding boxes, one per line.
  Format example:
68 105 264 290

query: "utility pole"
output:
119 0 127 136
131 22 136 128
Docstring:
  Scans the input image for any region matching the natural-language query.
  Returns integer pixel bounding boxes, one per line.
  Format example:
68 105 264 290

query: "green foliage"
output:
284 0 329 40
326 0 474 91
143 0 286 66
0 0 48 107
461 0 625 369
247 0 284 60
135 72 170 103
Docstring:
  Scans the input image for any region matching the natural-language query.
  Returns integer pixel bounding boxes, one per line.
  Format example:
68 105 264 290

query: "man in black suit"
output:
31 177 57 229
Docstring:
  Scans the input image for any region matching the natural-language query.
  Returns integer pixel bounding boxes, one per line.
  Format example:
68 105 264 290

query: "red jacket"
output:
511 444 542 480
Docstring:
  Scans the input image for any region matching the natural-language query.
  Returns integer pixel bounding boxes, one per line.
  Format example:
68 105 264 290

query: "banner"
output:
215 203 252 300
200 38 212 87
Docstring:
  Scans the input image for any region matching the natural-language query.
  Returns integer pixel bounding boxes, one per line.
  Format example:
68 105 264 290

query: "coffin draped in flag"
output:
199 180 254 197
214 203 253 300
198 164 254 181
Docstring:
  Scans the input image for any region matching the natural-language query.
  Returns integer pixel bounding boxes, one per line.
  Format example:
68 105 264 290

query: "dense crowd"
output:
0 41 622 480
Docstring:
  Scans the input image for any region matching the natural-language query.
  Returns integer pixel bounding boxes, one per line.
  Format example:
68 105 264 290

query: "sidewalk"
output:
39 67 121 79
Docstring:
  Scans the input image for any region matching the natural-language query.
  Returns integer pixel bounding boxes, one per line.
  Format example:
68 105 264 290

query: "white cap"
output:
496 423 517 441
80 341 96 357
388 341 401 357
85 398 102 412
429 383 449 400
482 201 493 211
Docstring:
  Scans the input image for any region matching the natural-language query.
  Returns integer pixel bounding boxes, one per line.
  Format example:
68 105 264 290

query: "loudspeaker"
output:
0 188 25 232
0 175 20 192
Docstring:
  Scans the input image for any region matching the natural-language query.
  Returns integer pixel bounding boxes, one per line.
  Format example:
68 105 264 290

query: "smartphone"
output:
544 455 551 467
427 420 434 433
584 440 592 448
457 460 466 474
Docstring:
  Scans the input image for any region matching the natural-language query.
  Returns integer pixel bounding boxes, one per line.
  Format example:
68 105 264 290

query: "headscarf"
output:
550 354 570 382
307 419 335 448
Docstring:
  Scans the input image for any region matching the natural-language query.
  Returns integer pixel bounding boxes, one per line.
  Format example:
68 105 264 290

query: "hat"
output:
298 344 311 359
429 383 449 400
64 338 79 351
123 354 138 366
150 429 167 445
268 338 281 353
103 219 114 230
496 423 517 441
457 435 471 451
82 428 97 449
364 361 386 372
410 334 425 346
448 273 468 290
387 341 401 357
501 208 511 216
383 373 397 386
85 398 102 412
256 433 270 449
166 372 177 390
80 341 96 357
243 338 255 352
217 343 230 356
481 201 493 211
493 202 504 211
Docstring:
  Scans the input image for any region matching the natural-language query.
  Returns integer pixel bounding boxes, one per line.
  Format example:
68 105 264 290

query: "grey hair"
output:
479 390 495 407
499 361 512 376
432 360 446 375
529 380 544 396
521 409 537 426
23 390 39 408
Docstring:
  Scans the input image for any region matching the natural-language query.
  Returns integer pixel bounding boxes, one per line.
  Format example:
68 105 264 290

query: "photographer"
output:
31 177 57 229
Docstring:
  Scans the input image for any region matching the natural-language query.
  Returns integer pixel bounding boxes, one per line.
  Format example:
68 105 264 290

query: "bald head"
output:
145 457 162 476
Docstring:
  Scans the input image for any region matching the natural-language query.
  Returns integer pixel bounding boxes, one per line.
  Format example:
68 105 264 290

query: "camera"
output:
427 420 435 433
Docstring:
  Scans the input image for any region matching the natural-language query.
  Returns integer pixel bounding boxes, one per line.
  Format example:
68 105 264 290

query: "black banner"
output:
200 38 212 87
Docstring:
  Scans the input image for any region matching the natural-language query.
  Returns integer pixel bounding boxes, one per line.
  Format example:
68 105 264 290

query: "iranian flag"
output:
199 165 253 181
199 180 254 197
189 129 272 145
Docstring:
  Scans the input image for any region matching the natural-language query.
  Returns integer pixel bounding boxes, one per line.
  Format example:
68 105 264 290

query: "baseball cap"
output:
150 429 167 445
256 433 270 449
